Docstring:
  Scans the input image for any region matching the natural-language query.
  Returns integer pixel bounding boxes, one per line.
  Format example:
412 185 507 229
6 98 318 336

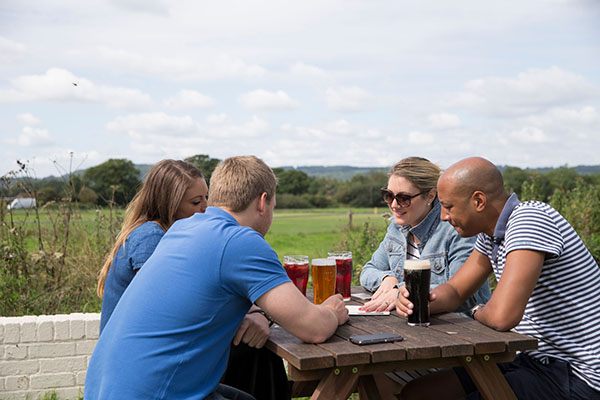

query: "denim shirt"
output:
359 199 491 312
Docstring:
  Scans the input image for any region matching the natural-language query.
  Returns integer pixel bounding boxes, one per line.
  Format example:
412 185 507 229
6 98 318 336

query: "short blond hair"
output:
388 156 441 193
208 155 278 212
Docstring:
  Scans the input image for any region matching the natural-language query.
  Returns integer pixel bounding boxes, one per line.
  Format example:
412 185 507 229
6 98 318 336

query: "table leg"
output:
311 367 360 400
462 355 517 400
357 375 383 400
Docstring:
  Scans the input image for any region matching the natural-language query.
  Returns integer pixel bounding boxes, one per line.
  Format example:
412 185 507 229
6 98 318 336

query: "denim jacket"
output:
359 198 491 313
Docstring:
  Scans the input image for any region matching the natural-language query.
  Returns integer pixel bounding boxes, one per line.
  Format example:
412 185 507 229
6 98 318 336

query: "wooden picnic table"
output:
265 287 538 400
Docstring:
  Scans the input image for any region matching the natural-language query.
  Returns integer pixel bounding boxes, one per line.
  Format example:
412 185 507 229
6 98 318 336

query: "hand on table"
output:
321 294 349 325
232 310 271 349
394 286 437 317
360 275 399 312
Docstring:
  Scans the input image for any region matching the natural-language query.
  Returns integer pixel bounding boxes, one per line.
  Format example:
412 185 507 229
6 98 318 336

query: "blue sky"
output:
1 0 599 178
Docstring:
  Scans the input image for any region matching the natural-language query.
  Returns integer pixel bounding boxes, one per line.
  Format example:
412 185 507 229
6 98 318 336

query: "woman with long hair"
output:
98 159 207 332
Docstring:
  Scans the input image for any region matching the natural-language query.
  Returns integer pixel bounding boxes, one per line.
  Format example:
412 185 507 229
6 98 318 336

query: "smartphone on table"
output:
349 333 404 345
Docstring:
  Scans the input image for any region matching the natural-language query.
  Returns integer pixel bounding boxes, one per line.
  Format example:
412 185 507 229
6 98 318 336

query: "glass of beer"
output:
328 251 353 301
311 258 336 304
283 255 310 296
404 259 431 326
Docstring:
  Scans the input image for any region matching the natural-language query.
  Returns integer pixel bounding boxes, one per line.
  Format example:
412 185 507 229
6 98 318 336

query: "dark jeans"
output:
454 352 600 400
221 343 291 400
205 384 256 400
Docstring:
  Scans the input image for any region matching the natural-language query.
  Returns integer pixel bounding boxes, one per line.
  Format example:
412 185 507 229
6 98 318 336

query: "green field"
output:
267 208 388 261
1 207 390 316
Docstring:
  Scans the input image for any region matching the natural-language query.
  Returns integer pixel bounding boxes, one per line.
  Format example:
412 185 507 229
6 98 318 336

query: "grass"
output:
1 207 389 316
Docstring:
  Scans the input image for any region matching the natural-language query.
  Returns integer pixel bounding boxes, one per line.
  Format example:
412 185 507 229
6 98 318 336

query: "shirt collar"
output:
492 193 521 243
205 206 239 224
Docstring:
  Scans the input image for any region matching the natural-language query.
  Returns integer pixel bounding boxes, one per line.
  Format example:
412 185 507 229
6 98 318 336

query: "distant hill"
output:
497 165 600 175
278 166 388 180
42 163 600 182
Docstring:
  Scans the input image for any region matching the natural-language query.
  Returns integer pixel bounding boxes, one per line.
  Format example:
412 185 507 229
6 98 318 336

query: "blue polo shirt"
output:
85 207 290 399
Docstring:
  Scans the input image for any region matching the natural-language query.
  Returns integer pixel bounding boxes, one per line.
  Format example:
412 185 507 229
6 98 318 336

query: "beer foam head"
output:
404 259 430 270
312 258 336 266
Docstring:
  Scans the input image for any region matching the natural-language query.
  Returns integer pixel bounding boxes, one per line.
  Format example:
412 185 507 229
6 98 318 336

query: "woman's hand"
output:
360 275 399 312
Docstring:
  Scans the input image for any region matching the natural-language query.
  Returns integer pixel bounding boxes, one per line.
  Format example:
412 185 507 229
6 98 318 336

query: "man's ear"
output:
472 190 487 212
257 192 268 215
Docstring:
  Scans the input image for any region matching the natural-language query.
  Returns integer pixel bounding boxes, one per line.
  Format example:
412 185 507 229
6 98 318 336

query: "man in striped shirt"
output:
395 157 600 399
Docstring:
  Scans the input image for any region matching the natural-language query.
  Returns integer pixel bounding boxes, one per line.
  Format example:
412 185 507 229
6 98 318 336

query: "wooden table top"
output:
266 287 538 372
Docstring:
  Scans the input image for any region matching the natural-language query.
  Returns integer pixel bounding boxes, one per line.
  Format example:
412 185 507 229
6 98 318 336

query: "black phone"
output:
349 333 404 345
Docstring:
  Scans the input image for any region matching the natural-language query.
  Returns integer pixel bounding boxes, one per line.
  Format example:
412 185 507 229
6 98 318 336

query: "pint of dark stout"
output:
404 259 431 326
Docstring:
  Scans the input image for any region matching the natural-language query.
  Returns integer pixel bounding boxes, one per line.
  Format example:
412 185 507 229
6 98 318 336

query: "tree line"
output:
2 155 600 211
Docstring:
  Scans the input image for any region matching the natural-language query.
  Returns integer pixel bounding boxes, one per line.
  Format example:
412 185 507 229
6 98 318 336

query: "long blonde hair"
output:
97 159 204 297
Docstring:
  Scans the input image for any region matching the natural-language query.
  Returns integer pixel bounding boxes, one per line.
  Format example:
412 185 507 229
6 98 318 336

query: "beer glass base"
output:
407 322 430 327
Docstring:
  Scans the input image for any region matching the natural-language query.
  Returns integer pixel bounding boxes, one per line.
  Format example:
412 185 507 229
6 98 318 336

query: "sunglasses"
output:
380 188 424 208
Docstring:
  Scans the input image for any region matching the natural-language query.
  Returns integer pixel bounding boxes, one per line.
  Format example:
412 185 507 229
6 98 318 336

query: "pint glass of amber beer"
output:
328 251 353 301
283 255 309 296
404 259 431 326
311 258 336 304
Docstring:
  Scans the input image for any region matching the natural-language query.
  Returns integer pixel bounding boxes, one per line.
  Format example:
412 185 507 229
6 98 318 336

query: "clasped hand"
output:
232 310 271 349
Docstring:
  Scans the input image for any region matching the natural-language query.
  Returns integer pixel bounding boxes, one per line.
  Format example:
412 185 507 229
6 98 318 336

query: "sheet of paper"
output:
346 305 390 316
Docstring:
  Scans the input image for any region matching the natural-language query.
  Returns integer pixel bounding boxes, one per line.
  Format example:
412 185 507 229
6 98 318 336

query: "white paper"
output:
346 305 390 316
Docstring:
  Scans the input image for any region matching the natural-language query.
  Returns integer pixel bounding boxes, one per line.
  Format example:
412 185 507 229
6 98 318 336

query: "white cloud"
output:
326 119 353 135
238 89 299 110
109 0 170 16
326 86 371 112
17 113 40 126
290 62 327 78
408 131 434 145
94 47 266 81
0 36 27 62
106 112 198 137
509 126 552 143
448 67 597 117
0 68 151 109
163 90 215 110
5 126 55 147
206 113 228 124
428 113 461 130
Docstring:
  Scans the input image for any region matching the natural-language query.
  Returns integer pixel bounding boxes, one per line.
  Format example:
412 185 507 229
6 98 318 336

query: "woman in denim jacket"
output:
360 157 491 313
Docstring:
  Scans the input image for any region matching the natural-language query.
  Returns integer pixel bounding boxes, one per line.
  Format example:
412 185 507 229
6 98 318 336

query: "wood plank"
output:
266 326 334 370
435 313 538 353
289 352 517 382
348 314 474 359
290 380 319 398
310 367 360 400
357 375 383 400
316 334 372 366
334 322 407 363
461 355 517 400
428 314 506 354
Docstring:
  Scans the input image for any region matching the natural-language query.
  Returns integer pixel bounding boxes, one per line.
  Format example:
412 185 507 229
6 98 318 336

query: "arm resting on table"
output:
256 282 348 343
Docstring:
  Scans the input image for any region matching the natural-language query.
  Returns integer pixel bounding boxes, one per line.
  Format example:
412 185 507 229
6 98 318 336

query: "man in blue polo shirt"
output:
395 157 600 399
85 156 349 400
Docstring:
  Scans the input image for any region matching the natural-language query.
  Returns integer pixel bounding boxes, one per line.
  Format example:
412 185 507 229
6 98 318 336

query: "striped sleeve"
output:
474 233 492 256
504 204 564 258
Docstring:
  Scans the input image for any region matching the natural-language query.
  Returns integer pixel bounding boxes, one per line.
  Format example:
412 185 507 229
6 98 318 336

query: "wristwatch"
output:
469 304 484 319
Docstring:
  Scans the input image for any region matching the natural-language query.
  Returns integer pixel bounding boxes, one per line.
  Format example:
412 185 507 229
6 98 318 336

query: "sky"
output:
1 0 599 179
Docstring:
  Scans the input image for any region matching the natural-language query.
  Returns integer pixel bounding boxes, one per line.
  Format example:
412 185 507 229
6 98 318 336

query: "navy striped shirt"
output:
475 194 600 391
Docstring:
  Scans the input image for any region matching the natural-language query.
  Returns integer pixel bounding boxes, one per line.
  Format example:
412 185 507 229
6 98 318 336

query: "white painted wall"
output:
0 313 99 400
